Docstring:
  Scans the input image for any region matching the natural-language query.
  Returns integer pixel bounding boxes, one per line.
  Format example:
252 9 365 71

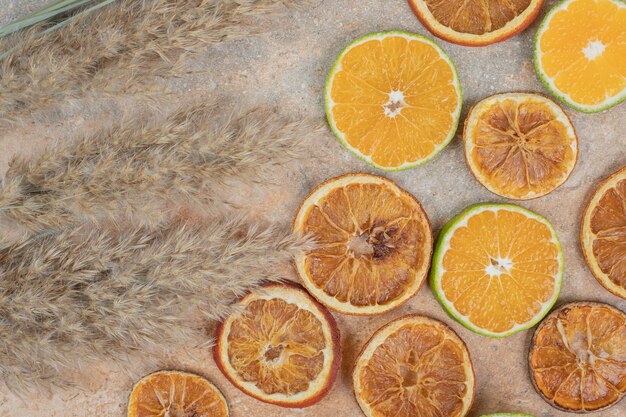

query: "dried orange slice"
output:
325 31 461 171
535 0 626 113
353 315 475 417
463 93 578 200
293 173 433 315
214 283 340 408
529 302 626 412
430 203 562 337
581 166 626 299
127 371 228 417
408 0 544 46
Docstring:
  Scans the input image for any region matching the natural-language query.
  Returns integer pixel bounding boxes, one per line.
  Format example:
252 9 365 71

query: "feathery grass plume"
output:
0 0 301 124
0 102 319 232
0 216 313 391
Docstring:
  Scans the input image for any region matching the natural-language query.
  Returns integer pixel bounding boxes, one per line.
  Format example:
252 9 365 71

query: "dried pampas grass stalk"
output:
0 0 301 124
0 102 318 232
0 216 313 391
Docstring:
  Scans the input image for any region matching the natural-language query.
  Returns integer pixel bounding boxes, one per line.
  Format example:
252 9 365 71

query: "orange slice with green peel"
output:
127 371 228 417
535 0 626 113
463 93 578 200
430 203 563 337
325 31 461 171
408 0 544 46
581 166 626 300
529 302 626 412
353 315 475 417
214 283 340 408
293 173 433 315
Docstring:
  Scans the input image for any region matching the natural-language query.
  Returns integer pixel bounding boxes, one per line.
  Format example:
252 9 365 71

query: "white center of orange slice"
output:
583 40 606 60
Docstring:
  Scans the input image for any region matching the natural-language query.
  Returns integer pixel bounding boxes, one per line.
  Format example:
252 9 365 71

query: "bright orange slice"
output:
463 93 578 200
430 203 563 337
353 315 475 417
214 283 340 408
535 0 626 112
408 0 544 46
581 166 626 299
127 371 228 417
293 173 433 315
529 302 626 412
325 31 461 171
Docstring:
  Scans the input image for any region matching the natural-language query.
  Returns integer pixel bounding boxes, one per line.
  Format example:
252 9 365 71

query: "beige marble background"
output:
0 0 625 416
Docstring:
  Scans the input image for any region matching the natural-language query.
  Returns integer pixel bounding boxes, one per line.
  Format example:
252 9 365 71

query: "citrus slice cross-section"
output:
408 0 544 46
535 0 626 113
430 203 563 337
529 302 626 412
325 31 461 171
581 166 626 299
214 283 340 408
353 315 475 417
127 371 228 417
463 93 578 200
293 173 433 315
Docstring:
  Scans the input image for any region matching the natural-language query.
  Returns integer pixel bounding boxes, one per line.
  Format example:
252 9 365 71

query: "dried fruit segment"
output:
353 315 475 417
529 302 626 412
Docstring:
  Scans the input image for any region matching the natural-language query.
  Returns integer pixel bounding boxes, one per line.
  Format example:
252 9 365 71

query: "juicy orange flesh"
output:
226 297 326 396
539 0 626 106
590 177 626 288
128 373 228 417
359 323 469 417
441 209 558 333
530 305 626 411
330 35 458 168
302 182 428 307
470 98 575 198
424 0 532 34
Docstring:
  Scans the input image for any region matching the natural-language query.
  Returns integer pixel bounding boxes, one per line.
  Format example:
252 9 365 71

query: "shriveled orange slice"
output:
535 0 626 113
430 203 562 337
529 302 626 412
353 315 475 417
214 283 340 408
293 173 433 315
581 166 626 299
463 93 578 200
325 31 461 171
127 371 228 417
408 0 544 46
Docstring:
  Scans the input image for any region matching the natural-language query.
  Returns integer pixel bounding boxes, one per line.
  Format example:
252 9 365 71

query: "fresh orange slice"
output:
529 302 626 412
293 173 433 315
408 0 544 46
214 283 340 408
430 203 563 337
325 31 461 171
535 0 626 112
127 371 228 417
463 93 578 200
353 315 475 417
581 166 626 299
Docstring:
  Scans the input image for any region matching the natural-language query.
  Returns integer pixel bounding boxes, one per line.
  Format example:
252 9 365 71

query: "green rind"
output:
534 0 626 113
480 414 535 417
324 30 462 172
429 203 564 338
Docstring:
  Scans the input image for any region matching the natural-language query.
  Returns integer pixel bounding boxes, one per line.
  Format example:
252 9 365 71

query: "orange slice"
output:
293 173 433 315
325 31 461 171
214 283 340 408
127 371 228 417
535 0 626 112
353 315 475 417
463 93 578 200
581 166 626 299
408 0 544 46
430 203 563 337
529 302 626 412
